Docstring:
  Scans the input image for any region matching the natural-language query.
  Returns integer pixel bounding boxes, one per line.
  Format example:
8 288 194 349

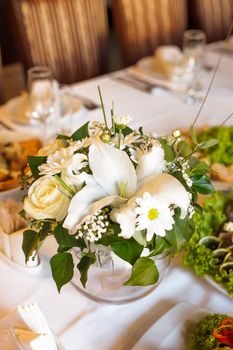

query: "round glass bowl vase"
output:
71 247 171 304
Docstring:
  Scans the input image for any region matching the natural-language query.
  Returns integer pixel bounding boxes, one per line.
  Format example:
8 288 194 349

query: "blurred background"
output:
0 0 232 103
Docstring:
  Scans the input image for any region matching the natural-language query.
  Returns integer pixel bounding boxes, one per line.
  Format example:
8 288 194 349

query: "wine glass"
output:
26 66 55 127
183 30 206 104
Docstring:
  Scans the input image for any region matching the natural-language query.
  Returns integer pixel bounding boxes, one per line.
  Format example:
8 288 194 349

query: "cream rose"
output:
24 175 70 221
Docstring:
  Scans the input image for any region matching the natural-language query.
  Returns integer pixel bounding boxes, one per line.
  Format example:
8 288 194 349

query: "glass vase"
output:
71 246 171 304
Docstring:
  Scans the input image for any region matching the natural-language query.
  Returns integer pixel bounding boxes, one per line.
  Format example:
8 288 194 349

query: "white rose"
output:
24 175 70 221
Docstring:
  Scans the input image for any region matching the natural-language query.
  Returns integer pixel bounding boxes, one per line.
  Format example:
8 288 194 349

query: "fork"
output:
61 86 100 110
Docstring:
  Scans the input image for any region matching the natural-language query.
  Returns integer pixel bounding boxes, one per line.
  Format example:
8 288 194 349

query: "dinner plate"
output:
133 302 208 350
3 92 83 126
137 56 167 79
204 275 232 298
0 186 25 201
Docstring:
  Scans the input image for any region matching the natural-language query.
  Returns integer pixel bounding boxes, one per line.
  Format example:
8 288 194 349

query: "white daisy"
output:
39 147 87 176
113 114 133 128
135 192 175 241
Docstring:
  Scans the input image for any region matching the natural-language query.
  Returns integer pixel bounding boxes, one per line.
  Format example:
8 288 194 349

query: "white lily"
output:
63 137 190 238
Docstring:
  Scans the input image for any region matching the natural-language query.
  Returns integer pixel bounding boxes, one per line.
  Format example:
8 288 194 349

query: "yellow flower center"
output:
148 208 159 220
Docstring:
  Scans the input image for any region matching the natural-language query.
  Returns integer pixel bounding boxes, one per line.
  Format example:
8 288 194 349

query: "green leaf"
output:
190 126 198 145
122 126 133 136
22 230 39 263
149 236 171 256
188 161 209 176
133 230 147 246
56 134 71 140
50 252 74 292
28 156 47 179
158 138 175 162
77 253 96 288
166 210 194 252
124 257 159 286
99 235 143 265
71 122 89 141
191 175 215 194
54 223 86 250
177 141 193 157
198 139 219 149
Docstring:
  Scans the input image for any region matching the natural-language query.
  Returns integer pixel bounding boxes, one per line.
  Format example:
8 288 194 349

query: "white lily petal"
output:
82 195 127 225
63 184 106 234
111 203 136 239
137 173 190 219
136 144 165 181
61 171 95 191
89 138 137 197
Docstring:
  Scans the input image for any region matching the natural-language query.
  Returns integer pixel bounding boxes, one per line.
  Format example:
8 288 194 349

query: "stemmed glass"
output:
26 66 55 130
183 30 206 104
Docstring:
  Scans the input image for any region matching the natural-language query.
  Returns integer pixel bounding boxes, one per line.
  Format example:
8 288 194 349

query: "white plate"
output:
137 56 167 78
3 92 83 126
0 186 25 201
133 302 208 350
204 275 232 298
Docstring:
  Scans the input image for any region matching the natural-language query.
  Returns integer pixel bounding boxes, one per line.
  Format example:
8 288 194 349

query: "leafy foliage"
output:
99 235 143 265
28 156 47 179
71 122 89 141
50 252 74 292
189 313 228 350
77 253 96 288
191 175 215 195
184 192 233 296
197 126 233 166
124 257 159 286
22 230 39 263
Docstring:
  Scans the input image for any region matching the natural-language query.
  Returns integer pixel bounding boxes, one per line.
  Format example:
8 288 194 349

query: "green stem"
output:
217 111 233 128
54 175 76 197
111 100 115 134
118 129 122 149
192 22 233 129
98 86 108 128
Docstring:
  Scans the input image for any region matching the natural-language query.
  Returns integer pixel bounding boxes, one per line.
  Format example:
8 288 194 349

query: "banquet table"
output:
0 45 233 350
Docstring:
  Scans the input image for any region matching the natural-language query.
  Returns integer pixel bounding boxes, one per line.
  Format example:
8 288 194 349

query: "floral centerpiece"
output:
21 89 216 295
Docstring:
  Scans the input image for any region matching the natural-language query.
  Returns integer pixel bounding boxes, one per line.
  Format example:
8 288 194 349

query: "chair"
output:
188 0 233 42
112 0 188 66
9 0 108 84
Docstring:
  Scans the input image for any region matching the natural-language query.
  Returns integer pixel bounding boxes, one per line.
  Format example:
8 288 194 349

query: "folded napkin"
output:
0 200 38 267
0 303 60 350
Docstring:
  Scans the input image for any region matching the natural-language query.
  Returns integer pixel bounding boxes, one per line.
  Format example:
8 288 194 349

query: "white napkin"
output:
0 304 59 350
0 200 38 267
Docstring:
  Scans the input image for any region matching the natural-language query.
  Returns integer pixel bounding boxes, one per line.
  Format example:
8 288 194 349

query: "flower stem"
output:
54 175 75 197
191 22 233 129
98 86 108 128
118 129 122 148
111 100 115 134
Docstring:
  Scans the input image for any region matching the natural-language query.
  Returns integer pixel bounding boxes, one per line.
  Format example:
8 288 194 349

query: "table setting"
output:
0 26 232 350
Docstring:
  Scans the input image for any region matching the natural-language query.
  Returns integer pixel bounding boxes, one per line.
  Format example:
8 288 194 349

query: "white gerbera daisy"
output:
135 192 175 240
113 114 133 128
39 147 87 176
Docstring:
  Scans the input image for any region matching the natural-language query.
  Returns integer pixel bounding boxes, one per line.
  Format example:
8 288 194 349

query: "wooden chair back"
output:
9 0 108 83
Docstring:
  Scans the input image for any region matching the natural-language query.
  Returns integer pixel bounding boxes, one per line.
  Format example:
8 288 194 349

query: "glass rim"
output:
27 65 52 78
183 29 206 41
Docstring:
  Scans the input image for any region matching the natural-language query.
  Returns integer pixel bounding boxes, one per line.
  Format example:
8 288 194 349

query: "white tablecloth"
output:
0 48 233 350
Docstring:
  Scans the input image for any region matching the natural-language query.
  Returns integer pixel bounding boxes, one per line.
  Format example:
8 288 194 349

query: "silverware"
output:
61 86 100 110
70 92 101 110
111 75 152 93
123 71 171 91
0 119 13 130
